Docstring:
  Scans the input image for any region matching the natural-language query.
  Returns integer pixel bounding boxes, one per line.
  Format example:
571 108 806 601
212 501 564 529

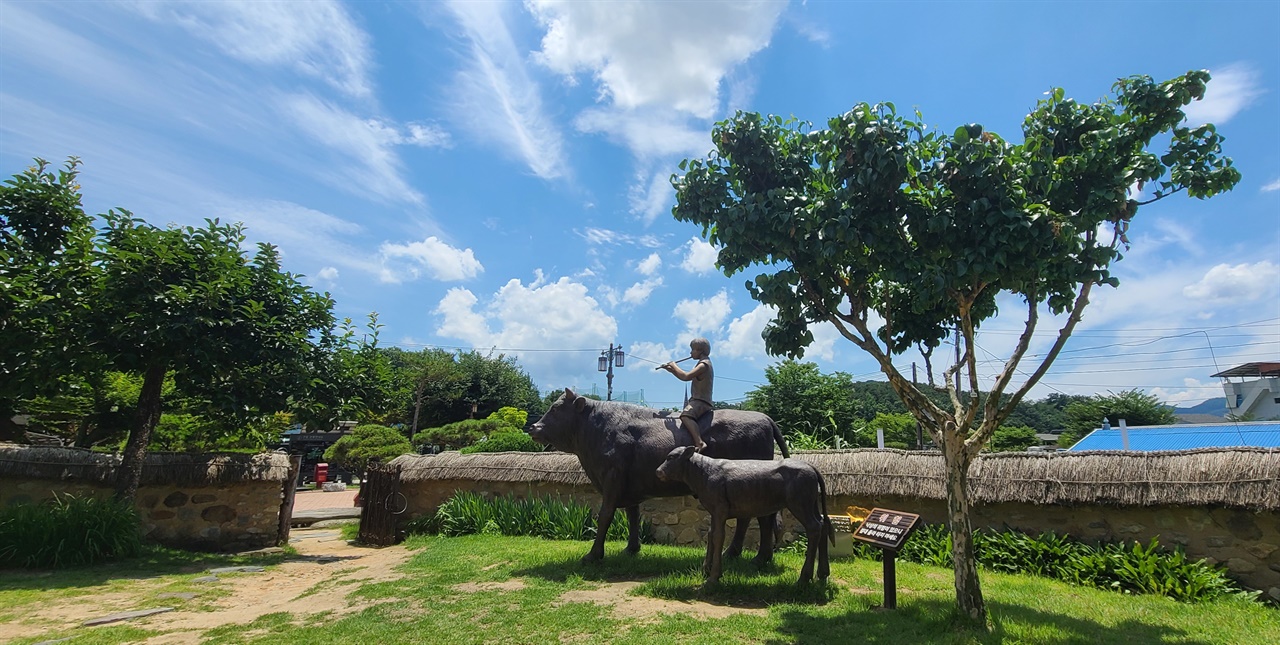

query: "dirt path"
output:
0 526 413 644
3 528 776 643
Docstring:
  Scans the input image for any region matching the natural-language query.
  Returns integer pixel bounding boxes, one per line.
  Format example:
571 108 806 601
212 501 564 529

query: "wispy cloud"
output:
276 93 431 205
130 0 375 99
445 0 568 180
576 227 662 248
379 236 484 283
1262 178 1280 193
1182 62 1263 125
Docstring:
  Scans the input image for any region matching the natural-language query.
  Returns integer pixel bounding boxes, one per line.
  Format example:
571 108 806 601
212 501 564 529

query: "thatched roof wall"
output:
392 451 590 487
0 443 294 486
392 447 1280 511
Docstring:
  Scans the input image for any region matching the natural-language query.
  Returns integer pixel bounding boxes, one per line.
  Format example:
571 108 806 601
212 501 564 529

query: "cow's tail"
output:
819 471 834 546
772 419 790 458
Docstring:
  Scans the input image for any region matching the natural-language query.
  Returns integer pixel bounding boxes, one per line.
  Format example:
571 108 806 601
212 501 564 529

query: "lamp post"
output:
597 343 625 401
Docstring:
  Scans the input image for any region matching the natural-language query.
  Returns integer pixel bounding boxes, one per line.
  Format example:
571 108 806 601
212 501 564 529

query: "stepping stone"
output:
34 638 75 645
207 566 265 574
192 575 219 583
157 592 198 600
239 546 286 556
83 607 174 626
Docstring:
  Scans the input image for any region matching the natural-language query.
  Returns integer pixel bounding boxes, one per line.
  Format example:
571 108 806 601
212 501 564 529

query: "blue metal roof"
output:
1068 421 1280 451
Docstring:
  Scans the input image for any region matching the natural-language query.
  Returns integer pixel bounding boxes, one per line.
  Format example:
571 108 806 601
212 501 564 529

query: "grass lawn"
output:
2 535 1276 644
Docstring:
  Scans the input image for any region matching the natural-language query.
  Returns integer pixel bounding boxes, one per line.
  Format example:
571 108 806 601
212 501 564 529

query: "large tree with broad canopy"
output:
671 71 1239 623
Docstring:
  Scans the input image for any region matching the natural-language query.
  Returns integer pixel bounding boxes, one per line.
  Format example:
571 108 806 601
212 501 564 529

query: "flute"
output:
654 356 695 370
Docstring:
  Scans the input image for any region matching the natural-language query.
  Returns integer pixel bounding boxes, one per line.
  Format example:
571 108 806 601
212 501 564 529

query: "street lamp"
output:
597 343 625 401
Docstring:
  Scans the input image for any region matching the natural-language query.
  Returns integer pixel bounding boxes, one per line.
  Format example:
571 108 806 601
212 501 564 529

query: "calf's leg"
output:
705 515 727 585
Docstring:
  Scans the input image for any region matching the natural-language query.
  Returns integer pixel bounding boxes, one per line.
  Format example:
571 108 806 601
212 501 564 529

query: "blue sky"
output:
2 1 1277 411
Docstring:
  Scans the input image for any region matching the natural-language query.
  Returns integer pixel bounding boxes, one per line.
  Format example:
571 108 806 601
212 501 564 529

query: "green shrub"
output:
842 523 1253 603
460 431 544 454
412 491 651 543
324 424 413 473
0 494 142 568
417 418 511 452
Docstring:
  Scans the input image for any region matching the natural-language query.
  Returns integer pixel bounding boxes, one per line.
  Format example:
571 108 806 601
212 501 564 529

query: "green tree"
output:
989 425 1039 452
744 360 864 446
94 212 336 500
1059 389 1178 447
323 423 412 474
672 71 1238 622
387 347 467 439
868 412 919 449
0 158 99 438
295 313 395 431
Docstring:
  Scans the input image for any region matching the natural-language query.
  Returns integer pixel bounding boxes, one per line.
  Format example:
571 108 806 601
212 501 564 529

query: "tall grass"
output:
0 493 143 568
407 491 652 543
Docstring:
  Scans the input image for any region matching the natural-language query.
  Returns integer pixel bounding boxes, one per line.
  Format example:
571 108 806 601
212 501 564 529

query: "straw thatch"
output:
0 443 295 486
392 451 590 487
392 447 1280 511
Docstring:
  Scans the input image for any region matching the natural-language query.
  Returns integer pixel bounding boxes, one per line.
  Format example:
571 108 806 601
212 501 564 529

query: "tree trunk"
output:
942 437 986 623
114 363 166 501
410 383 424 441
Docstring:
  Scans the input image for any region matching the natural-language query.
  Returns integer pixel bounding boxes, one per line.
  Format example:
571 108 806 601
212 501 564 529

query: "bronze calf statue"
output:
656 446 834 585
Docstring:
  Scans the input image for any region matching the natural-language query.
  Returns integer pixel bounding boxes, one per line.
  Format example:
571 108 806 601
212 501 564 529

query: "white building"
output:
1212 361 1280 421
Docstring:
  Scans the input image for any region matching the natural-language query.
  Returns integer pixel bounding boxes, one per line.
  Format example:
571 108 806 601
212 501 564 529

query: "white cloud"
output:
276 93 426 204
680 237 720 274
1150 378 1226 407
788 18 832 48
575 108 709 160
624 340 678 371
622 278 663 306
379 236 484 283
674 290 732 335
637 253 662 276
1182 62 1262 125
131 0 374 98
530 0 785 119
1183 261 1279 303
721 303 774 359
404 122 453 148
316 266 339 281
1262 178 1280 193
446 0 568 180
434 276 618 386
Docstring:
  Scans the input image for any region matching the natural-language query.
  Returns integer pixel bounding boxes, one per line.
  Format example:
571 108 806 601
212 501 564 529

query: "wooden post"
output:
276 454 302 546
883 549 897 609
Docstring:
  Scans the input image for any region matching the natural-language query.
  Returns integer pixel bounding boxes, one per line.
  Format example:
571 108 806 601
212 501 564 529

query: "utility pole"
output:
597 344 625 401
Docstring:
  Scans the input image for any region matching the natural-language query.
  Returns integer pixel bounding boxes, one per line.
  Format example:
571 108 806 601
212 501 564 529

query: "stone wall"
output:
1 477 284 552
398 478 1280 601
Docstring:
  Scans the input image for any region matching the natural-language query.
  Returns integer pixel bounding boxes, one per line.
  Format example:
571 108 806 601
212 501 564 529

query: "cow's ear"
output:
574 396 589 413
681 446 696 460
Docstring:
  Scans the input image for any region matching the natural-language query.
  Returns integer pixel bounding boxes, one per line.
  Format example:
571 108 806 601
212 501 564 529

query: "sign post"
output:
851 507 920 609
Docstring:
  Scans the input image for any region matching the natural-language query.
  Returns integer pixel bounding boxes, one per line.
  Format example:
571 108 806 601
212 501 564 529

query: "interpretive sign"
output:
851 507 921 610
852 508 919 551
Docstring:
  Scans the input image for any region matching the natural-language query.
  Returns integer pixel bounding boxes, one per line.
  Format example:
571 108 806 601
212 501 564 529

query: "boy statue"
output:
659 337 714 451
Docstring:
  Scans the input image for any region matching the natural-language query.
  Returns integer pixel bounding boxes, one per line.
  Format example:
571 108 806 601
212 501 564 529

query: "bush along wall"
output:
405 491 651 543
841 523 1258 604
0 494 143 568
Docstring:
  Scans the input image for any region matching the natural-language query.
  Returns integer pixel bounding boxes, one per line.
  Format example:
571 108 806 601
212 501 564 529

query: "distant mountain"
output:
1169 397 1229 418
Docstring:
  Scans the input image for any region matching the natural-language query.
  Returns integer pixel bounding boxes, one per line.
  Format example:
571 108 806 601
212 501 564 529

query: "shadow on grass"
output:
764 598 1213 645
0 545 292 593
513 549 835 606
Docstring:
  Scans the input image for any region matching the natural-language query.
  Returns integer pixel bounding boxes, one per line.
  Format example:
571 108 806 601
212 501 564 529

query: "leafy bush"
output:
323 423 413 473
409 491 651 543
842 523 1253 603
785 430 832 450
486 406 528 430
0 494 142 568
460 430 544 454
416 418 510 452
989 424 1039 452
